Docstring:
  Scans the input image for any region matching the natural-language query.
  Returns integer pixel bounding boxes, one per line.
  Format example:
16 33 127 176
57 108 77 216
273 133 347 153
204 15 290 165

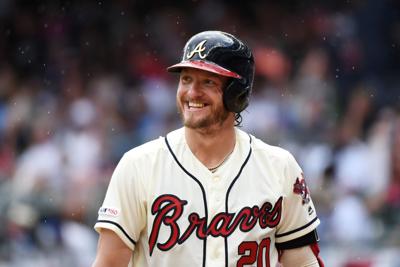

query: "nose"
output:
186 81 203 97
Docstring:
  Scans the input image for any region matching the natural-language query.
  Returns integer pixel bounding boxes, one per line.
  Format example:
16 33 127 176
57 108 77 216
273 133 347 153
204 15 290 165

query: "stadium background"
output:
0 0 399 266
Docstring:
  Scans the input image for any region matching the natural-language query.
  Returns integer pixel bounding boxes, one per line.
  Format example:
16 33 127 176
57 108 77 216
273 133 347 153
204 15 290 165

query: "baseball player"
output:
92 31 324 267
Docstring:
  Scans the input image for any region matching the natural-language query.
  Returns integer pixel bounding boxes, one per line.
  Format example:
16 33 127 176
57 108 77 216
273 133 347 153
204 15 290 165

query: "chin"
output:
183 119 209 129
184 115 230 130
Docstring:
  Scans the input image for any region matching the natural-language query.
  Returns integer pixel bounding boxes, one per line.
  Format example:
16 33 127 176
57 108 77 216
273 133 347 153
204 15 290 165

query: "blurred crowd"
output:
0 0 399 266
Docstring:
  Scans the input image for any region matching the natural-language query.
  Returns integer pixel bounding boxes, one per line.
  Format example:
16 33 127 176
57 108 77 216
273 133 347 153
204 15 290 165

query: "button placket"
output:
208 174 224 220
207 237 225 263
212 185 226 223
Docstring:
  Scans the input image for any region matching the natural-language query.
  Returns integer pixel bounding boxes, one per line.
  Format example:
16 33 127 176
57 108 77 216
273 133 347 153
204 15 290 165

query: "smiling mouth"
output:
188 102 207 109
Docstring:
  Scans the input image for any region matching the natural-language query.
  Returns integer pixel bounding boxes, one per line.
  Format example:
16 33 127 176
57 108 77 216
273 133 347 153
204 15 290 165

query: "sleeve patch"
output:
293 174 310 205
98 207 120 217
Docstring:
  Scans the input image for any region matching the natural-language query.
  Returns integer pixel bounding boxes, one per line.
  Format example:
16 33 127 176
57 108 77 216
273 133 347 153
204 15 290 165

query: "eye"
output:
204 79 218 87
180 75 192 84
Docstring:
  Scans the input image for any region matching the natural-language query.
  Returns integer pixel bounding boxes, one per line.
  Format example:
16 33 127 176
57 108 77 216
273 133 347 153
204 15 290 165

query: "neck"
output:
185 122 236 170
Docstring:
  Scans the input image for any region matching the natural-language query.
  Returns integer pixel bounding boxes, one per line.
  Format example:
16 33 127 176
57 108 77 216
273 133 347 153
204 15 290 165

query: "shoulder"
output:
238 129 293 163
237 129 301 174
123 137 165 161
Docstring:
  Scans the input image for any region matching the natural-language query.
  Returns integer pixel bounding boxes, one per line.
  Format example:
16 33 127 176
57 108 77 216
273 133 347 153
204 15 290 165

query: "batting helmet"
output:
167 31 255 113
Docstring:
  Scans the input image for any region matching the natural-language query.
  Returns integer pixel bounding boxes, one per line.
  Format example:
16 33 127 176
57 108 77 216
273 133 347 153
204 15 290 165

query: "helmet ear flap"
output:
223 80 250 113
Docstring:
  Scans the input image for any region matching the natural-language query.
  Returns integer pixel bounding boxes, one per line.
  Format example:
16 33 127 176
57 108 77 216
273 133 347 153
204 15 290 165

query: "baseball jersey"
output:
94 127 320 267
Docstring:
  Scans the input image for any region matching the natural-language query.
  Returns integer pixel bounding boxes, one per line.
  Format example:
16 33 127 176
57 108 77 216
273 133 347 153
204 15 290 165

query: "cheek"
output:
177 82 187 95
176 88 187 109
176 88 184 102
213 91 224 104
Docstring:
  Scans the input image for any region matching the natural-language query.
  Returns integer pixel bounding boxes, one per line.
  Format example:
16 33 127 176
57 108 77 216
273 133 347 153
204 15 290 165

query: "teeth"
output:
188 102 205 108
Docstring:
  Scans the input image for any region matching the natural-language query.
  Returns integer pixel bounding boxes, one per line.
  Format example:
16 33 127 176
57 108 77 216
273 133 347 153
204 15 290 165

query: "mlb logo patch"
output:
98 207 119 217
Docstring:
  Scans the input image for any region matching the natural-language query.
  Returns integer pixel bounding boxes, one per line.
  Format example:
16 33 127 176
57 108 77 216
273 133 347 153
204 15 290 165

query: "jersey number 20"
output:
237 237 271 267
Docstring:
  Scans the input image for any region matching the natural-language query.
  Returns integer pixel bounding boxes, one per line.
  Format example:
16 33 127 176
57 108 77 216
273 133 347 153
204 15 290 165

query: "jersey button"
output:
212 175 220 182
212 248 221 259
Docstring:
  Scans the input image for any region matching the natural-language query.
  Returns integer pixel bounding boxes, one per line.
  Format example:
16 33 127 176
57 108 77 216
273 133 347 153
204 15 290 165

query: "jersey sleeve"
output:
94 153 146 251
275 152 320 245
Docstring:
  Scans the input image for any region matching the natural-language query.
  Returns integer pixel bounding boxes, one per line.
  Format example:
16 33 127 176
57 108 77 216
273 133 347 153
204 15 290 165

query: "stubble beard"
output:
177 101 230 130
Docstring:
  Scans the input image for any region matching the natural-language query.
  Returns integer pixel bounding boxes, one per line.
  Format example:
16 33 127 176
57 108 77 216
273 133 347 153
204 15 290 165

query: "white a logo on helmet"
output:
186 40 207 59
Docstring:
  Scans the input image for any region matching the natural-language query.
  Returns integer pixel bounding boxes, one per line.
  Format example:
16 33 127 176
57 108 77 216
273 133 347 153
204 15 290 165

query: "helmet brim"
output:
167 60 242 79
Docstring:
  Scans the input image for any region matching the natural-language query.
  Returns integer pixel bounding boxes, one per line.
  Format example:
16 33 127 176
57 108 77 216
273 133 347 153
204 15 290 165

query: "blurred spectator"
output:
0 1 399 266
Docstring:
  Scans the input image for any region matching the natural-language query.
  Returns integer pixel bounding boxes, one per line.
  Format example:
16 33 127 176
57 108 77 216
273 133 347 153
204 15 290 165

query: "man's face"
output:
176 68 232 130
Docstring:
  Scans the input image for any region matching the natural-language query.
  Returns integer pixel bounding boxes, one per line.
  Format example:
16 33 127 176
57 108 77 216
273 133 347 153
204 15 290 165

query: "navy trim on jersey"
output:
275 216 319 238
224 134 253 267
96 220 137 246
275 229 319 250
164 135 208 267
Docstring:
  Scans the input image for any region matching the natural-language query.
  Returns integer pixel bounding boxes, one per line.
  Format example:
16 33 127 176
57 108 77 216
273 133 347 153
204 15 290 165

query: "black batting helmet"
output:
167 31 255 113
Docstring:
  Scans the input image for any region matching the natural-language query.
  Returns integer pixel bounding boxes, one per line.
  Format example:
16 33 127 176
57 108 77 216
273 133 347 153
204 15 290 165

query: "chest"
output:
135 133 290 266
145 156 284 261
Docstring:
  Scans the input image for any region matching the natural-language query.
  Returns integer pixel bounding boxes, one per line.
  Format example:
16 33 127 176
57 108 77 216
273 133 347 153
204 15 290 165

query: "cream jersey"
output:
94 127 320 267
